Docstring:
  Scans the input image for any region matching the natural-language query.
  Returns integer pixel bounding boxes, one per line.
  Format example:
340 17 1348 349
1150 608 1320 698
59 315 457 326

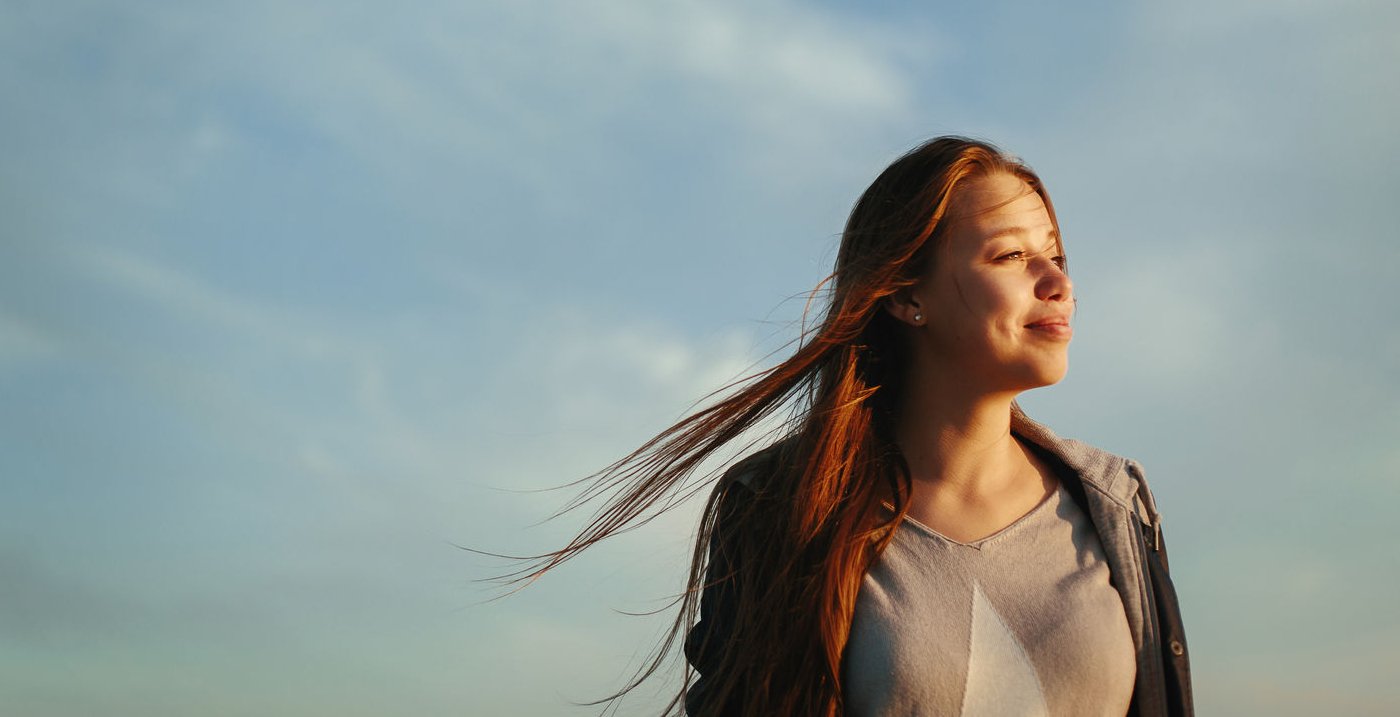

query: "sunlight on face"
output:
915 172 1074 392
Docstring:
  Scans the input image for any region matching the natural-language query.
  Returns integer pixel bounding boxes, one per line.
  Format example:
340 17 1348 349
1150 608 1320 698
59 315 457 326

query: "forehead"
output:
946 172 1055 243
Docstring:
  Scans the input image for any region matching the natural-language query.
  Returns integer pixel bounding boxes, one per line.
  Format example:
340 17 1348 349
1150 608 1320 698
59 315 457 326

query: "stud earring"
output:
913 313 922 322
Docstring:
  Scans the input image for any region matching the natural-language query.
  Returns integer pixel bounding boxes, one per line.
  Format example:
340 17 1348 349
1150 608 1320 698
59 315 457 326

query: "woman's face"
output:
909 171 1074 393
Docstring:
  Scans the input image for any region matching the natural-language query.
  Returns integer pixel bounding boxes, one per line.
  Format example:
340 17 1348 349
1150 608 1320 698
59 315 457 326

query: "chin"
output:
1011 361 1068 391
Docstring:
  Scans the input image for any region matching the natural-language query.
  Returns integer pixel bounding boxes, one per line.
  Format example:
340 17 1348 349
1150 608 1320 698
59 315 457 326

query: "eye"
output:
996 250 1026 262
1051 255 1067 270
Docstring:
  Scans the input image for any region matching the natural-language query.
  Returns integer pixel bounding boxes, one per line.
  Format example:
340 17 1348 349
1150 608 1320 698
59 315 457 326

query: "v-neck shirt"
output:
842 482 1137 716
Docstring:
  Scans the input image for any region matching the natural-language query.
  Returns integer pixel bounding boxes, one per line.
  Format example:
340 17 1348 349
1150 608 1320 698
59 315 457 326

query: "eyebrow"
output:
983 227 1060 244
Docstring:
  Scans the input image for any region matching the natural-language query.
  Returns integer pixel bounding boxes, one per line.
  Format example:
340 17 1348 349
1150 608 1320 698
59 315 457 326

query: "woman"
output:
518 137 1191 716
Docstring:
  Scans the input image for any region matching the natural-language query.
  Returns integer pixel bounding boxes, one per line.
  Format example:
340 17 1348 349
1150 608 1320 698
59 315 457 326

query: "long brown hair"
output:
498 137 1058 715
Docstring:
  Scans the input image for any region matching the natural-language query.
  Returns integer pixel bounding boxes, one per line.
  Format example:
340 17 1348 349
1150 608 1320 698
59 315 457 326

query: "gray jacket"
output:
684 407 1193 716
1011 406 1193 716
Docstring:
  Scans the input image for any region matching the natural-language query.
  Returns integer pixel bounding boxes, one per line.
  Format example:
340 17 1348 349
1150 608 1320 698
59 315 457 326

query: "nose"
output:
1034 260 1073 304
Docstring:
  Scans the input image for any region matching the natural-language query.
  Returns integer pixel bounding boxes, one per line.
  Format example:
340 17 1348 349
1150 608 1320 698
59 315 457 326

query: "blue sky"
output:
3 1 1398 714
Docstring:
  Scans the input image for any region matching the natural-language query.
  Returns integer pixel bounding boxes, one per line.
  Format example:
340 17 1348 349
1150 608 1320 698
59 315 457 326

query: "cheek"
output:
960 277 1020 324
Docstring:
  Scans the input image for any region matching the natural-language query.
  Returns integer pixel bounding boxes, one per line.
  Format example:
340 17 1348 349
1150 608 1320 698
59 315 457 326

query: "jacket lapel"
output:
1010 407 1169 717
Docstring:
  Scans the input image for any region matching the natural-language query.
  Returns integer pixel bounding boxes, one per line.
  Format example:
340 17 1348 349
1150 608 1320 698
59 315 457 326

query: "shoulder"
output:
716 438 793 494
1011 406 1152 510
705 438 798 532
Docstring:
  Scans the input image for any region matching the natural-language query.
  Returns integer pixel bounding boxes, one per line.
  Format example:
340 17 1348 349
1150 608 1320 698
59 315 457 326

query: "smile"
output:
1025 319 1073 340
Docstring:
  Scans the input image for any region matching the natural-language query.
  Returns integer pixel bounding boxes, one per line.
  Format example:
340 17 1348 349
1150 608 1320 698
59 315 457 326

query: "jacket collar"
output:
1010 404 1140 512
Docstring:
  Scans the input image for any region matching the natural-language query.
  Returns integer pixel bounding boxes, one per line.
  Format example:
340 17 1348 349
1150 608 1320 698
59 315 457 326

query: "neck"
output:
894 370 1027 497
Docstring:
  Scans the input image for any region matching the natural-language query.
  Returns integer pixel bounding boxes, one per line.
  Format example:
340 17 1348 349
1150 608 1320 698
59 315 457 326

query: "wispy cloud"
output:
3 0 1398 714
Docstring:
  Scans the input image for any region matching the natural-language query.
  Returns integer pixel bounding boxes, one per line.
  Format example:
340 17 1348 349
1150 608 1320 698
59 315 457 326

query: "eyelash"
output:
997 250 1067 269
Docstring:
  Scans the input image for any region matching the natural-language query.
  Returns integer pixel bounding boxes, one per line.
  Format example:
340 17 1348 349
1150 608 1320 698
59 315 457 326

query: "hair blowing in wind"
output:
488 137 1059 716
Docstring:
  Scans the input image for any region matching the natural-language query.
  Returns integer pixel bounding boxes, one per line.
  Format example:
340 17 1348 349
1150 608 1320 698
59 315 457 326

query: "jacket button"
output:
1169 640 1185 657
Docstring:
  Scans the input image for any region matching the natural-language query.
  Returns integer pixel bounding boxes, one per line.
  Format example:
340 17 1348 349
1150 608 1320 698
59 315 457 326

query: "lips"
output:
1025 316 1073 340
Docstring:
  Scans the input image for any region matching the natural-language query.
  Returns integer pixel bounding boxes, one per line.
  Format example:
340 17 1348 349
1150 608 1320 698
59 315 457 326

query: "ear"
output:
883 286 926 327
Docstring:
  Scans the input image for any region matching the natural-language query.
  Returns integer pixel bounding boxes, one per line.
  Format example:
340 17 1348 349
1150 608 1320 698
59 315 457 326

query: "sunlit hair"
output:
495 136 1060 715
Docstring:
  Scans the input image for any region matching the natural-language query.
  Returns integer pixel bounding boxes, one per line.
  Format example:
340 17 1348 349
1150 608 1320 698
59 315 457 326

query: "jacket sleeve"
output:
682 480 752 717
1130 462 1194 717
1144 522 1194 716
